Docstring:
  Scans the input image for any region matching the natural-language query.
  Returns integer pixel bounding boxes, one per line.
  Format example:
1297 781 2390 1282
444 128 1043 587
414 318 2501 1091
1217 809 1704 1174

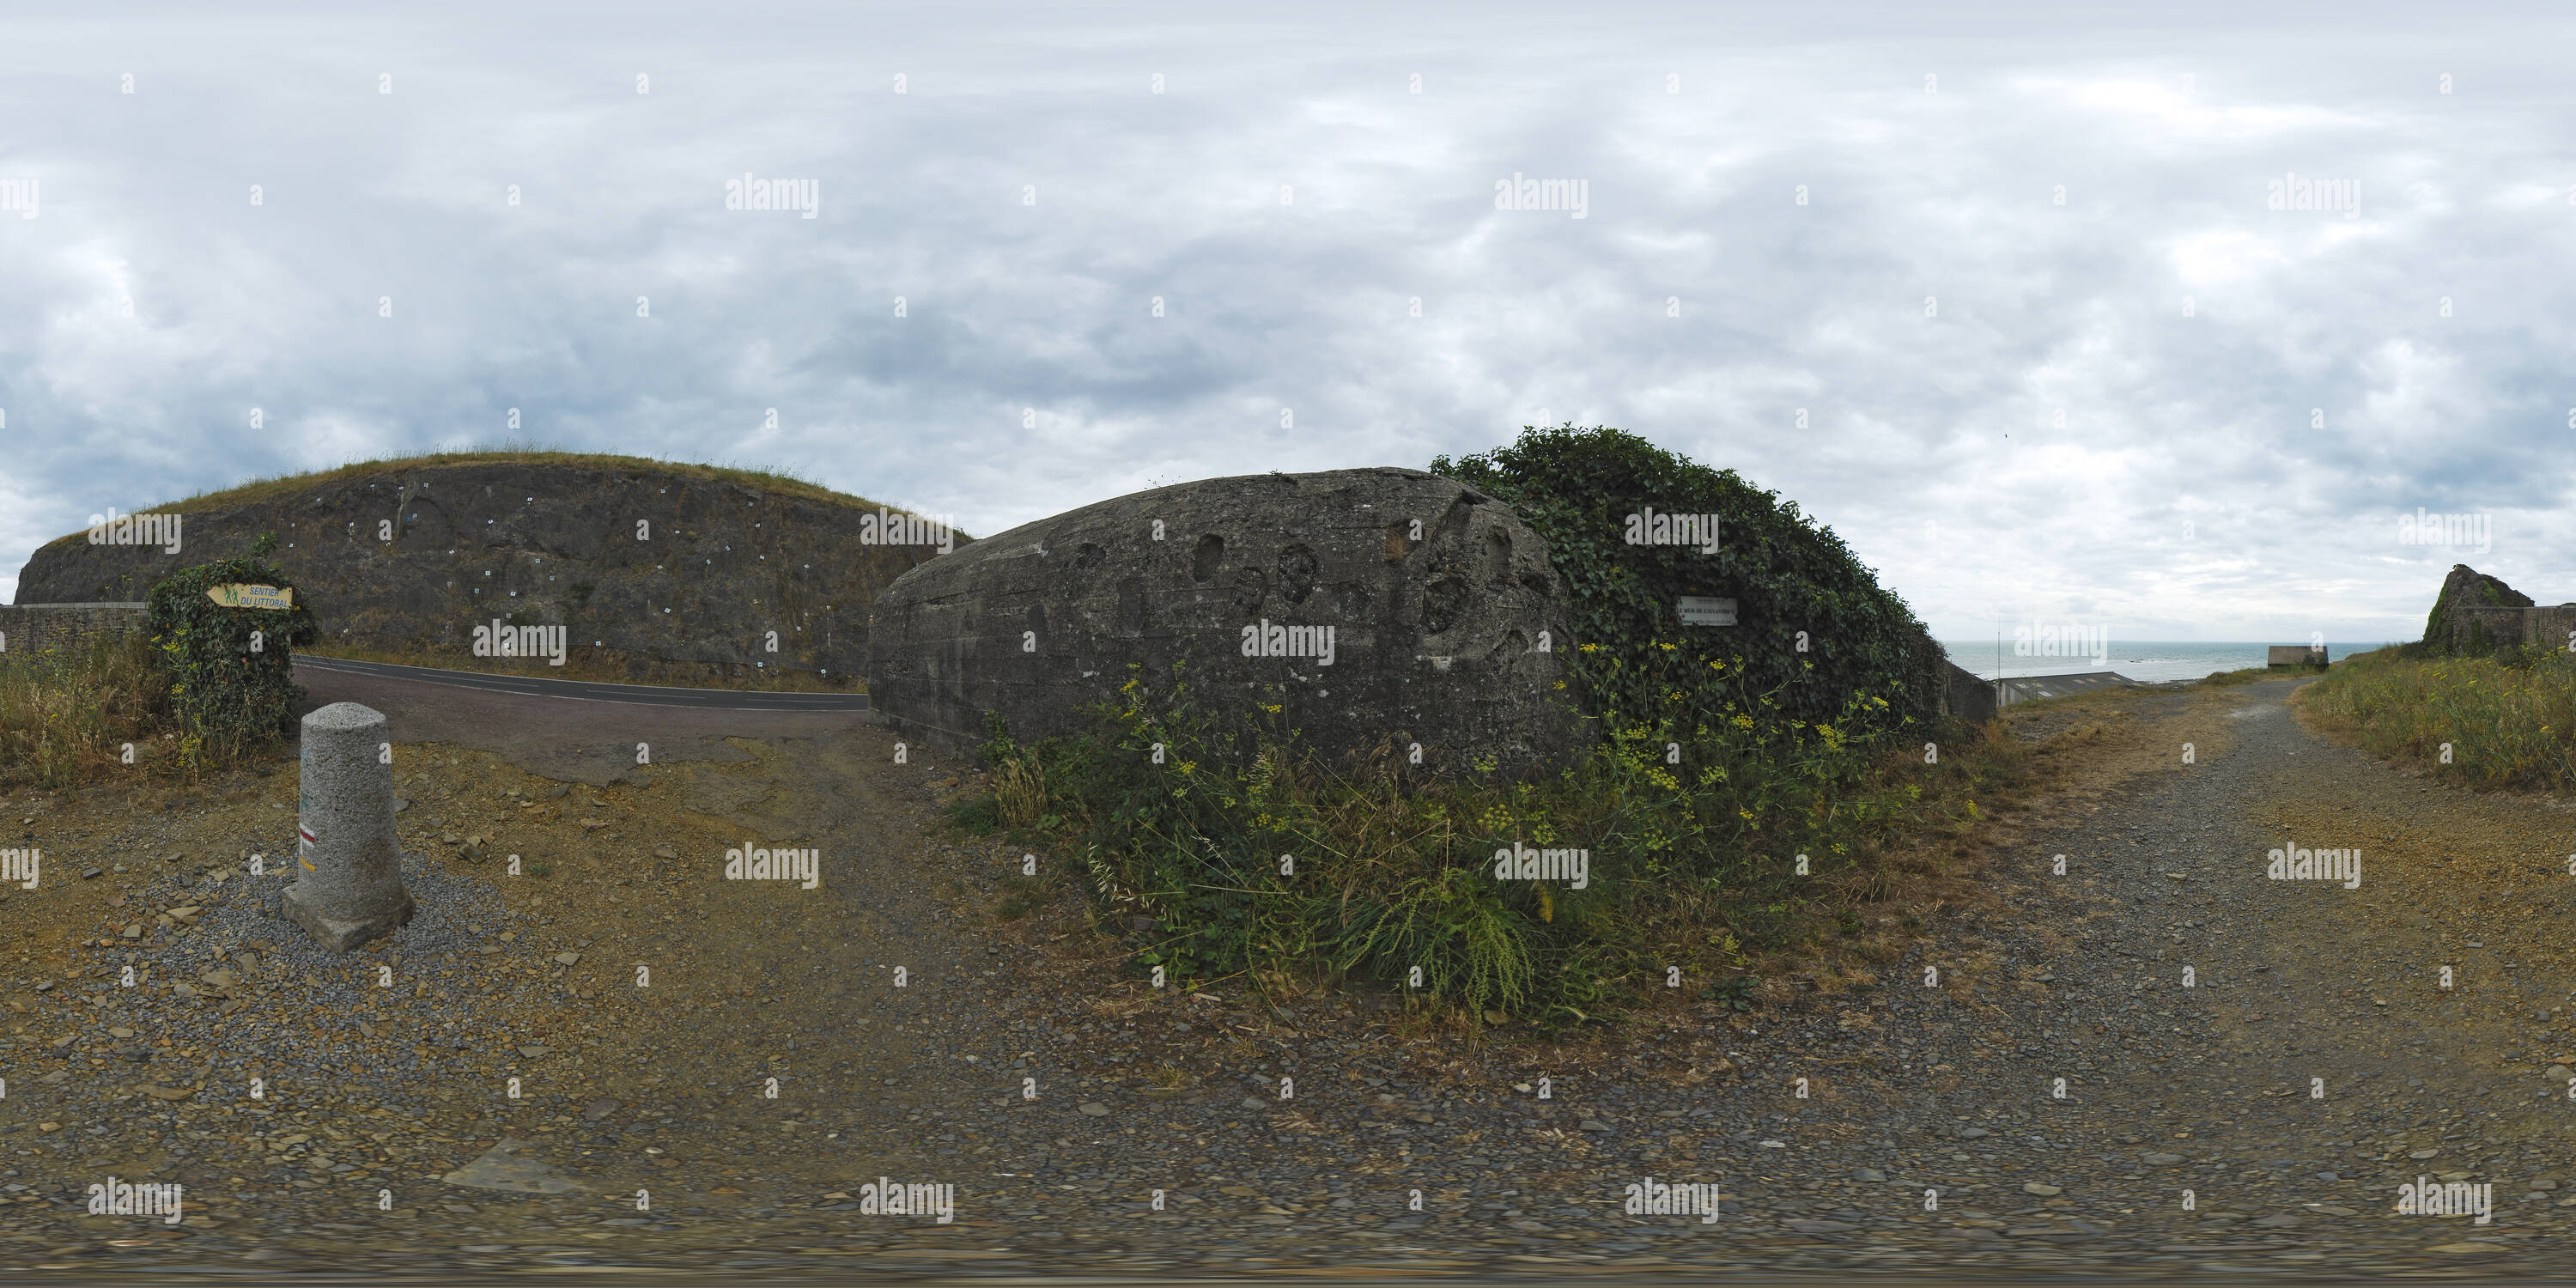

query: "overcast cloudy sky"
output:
3 1 2570 641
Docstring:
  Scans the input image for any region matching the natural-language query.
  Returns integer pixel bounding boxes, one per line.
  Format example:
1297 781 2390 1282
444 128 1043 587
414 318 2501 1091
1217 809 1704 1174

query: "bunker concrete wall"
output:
2446 604 2576 653
868 468 1595 775
15 462 954 678
1942 661 1996 724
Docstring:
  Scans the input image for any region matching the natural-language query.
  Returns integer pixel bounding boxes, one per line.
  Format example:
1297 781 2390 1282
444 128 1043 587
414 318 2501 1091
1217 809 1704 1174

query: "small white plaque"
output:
1677 596 1736 627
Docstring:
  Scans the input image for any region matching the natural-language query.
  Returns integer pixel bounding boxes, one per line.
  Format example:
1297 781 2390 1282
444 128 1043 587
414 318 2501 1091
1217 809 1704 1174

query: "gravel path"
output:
5 673 2575 1279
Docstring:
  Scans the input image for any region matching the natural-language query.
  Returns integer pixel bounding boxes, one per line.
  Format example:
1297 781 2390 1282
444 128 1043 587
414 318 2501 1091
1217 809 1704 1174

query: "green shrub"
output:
2304 645 2576 789
945 794 1003 835
969 427 2020 1029
994 659 2026 1029
1431 425 1946 740
145 554 319 761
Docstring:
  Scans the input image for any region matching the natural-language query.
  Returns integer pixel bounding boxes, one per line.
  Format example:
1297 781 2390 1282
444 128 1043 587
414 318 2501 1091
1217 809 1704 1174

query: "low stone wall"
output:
2445 604 2576 653
2539 606 2576 653
0 602 148 658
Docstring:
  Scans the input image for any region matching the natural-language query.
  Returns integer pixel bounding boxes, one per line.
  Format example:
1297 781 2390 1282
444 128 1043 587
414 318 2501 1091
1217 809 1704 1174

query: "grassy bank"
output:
0 634 180 790
2195 666 2268 688
2300 644 2576 790
956 664 2033 1030
162 445 868 514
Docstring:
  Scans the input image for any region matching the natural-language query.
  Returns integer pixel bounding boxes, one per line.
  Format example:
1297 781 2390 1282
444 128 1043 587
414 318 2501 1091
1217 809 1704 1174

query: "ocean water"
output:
1939 641 2402 685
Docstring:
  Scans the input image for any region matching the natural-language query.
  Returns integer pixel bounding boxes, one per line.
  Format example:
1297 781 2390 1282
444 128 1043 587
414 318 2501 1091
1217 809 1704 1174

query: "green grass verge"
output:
2302 643 2576 790
0 633 180 790
2195 667 2268 688
964 661 2032 1031
37 447 962 550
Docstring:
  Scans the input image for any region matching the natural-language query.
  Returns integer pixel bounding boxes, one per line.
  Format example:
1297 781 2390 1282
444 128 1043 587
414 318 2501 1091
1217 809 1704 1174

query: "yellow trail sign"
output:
205 584 293 610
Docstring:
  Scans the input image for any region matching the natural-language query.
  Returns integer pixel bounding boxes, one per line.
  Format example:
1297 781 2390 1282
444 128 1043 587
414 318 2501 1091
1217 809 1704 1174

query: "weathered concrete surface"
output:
869 468 1593 774
2425 563 2536 654
2446 601 2576 653
282 702 416 951
2423 564 2576 655
14 459 957 679
1944 660 1998 723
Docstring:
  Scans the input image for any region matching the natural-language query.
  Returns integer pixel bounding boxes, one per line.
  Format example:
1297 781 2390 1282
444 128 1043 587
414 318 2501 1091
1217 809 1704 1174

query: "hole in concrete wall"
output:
1277 545 1318 605
1230 567 1269 613
1421 575 1465 636
1192 535 1224 582
1479 529 1512 584
1434 499 1475 550
1074 543 1105 572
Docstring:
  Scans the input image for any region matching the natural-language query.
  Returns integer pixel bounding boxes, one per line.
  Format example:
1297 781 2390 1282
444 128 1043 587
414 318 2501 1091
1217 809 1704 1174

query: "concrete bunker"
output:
868 468 1594 775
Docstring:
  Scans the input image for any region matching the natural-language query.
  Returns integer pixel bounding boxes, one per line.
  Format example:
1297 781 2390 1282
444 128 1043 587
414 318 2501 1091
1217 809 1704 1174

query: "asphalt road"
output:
291 654 869 714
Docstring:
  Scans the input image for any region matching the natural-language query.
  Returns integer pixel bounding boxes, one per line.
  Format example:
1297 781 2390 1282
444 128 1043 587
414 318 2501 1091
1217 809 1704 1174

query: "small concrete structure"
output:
868 468 1592 775
2266 646 2328 670
1997 671 2139 707
280 702 416 951
1943 661 1998 723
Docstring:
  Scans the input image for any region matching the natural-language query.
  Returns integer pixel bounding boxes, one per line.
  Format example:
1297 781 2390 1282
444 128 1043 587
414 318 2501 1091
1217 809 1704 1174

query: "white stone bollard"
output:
280 702 416 951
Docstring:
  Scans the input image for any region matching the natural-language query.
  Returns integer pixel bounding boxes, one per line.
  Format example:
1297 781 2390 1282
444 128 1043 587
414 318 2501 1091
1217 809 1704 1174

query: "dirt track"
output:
4 671 2575 1281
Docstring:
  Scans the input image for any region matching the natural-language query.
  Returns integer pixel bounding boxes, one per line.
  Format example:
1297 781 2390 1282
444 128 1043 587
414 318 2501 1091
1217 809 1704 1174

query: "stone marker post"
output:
280 702 415 951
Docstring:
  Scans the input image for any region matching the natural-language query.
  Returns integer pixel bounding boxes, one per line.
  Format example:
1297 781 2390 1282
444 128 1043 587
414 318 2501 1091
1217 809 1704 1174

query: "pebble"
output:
7 678 2574 1276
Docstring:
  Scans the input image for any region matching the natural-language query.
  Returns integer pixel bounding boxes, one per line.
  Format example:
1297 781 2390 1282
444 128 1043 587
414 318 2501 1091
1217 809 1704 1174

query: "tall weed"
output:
0 633 177 790
995 660 2025 1028
2304 646 2576 789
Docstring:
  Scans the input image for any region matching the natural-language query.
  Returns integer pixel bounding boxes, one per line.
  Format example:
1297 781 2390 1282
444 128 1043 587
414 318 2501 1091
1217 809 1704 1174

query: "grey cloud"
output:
3 3 2572 644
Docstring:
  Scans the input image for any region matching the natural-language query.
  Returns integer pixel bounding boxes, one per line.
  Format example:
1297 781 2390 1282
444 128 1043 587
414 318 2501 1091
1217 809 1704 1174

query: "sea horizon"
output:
1938 640 2404 685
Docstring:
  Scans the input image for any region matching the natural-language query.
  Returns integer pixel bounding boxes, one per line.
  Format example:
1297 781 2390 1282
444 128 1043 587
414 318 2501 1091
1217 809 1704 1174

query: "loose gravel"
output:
4 675 2573 1280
